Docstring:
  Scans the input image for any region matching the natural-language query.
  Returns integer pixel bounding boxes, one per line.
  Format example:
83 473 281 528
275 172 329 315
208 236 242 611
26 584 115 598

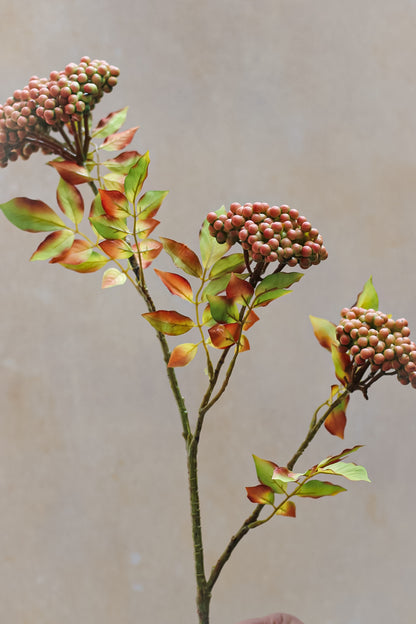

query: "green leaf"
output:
89 214 129 240
295 480 347 498
318 445 364 469
61 251 108 273
252 455 286 494
56 179 84 224
124 152 150 203
246 485 275 505
209 253 245 279
0 197 67 232
310 315 338 351
318 461 370 482
92 107 129 139
102 172 125 192
100 127 139 151
199 207 231 268
253 272 302 307
355 276 379 310
160 237 203 278
201 274 232 301
207 295 239 323
102 268 127 288
142 310 195 335
102 151 141 174
30 230 74 261
136 191 169 219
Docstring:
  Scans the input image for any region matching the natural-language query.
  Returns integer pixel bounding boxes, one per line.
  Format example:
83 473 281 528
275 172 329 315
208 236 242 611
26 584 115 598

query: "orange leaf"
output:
226 273 254 304
48 160 92 184
168 343 198 367
246 485 274 505
99 189 129 218
208 323 241 349
154 269 193 301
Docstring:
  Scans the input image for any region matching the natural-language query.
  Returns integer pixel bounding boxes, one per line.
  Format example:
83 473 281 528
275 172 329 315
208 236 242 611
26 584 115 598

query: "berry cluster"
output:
0 56 120 167
336 307 416 388
206 202 328 269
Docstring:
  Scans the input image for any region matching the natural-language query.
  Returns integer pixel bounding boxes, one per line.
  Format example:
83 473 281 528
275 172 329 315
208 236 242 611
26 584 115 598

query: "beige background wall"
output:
0 2 416 623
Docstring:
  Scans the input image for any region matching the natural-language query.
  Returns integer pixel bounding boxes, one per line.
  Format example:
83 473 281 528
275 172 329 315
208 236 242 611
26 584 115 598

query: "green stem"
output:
286 388 349 471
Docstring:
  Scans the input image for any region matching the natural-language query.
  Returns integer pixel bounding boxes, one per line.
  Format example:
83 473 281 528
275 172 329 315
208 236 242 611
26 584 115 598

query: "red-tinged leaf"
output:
272 467 304 483
275 501 296 518
99 239 134 259
243 310 260 331
0 197 67 232
134 218 159 239
30 230 74 261
50 238 93 264
202 304 216 328
142 310 195 335
207 295 239 323
318 445 364 469
124 152 150 203
252 455 286 494
98 189 129 218
295 480 347 498
226 273 254 304
168 343 198 367
135 239 163 269
103 172 126 192
102 151 141 174
60 251 108 273
324 390 350 438
102 268 127 288
309 315 338 351
100 126 139 151
48 160 92 184
56 179 84 224
90 194 105 219
202 274 232 301
92 107 128 139
209 253 245 279
239 335 250 352
160 237 202 278
246 485 275 505
199 207 231 268
136 190 169 220
208 323 241 349
355 276 379 310
331 344 353 385
154 269 193 301
89 214 129 240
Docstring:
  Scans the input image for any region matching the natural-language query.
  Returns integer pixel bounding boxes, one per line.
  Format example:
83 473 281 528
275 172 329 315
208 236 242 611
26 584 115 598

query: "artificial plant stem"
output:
206 504 263 593
208 387 350 593
187 437 211 624
286 388 350 471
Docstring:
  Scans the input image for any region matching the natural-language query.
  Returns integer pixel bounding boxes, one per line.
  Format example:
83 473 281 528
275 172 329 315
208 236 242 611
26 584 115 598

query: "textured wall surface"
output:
1 2 416 623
